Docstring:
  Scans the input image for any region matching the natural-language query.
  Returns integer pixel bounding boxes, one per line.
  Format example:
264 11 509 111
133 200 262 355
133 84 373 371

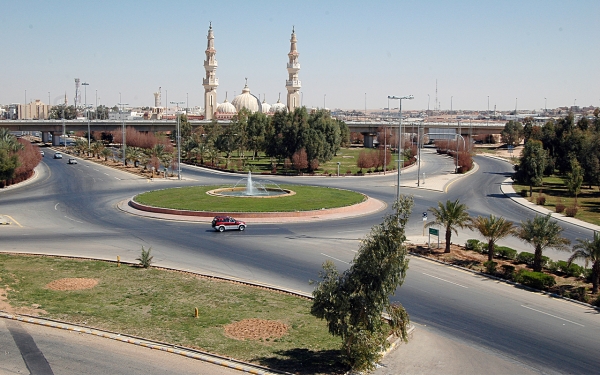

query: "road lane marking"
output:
321 253 350 265
54 203 59 210
104 173 109 176
521 305 584 327
422 273 468 288
5 215 22 227
64 216 84 224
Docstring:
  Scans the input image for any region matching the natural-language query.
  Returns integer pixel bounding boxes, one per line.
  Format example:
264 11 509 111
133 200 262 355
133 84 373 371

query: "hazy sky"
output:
2 0 598 111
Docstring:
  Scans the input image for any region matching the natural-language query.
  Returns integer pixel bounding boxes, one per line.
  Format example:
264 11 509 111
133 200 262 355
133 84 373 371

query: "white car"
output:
68 158 77 164
54 152 63 159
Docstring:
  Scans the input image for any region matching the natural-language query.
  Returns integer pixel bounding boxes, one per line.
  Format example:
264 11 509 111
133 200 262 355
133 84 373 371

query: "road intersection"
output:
1 147 599 374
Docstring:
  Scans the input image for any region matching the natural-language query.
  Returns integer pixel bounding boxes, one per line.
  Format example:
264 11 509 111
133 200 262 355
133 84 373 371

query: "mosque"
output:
203 24 301 120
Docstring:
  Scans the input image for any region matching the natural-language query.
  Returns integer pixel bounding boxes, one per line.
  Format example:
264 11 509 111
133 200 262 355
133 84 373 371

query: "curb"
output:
0 311 289 375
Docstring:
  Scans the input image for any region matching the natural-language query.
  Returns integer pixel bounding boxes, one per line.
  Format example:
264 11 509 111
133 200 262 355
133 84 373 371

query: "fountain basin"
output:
207 187 295 198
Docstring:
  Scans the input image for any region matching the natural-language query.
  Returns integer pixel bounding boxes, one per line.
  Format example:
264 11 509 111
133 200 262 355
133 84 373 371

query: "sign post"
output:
428 227 440 248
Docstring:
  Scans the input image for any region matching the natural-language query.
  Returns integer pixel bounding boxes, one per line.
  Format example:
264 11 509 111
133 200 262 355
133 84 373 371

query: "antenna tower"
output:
435 79 438 113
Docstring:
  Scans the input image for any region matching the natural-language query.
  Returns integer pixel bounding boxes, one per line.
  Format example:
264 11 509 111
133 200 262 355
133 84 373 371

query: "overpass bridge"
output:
1 119 506 147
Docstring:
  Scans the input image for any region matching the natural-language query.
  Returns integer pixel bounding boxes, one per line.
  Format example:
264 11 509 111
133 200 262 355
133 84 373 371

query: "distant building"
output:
18 99 49 119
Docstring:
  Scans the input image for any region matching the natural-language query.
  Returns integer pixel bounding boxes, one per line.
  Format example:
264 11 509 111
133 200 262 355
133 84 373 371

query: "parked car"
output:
68 158 77 164
211 216 246 232
54 152 63 159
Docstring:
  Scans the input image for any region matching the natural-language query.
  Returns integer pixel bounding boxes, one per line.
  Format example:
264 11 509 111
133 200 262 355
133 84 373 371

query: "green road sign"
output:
429 228 439 236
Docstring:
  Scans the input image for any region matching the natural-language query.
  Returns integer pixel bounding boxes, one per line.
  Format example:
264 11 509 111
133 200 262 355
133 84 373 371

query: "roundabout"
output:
123 184 386 223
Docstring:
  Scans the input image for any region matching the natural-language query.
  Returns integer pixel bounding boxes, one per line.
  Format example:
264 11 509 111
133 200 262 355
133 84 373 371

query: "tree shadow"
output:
254 348 348 374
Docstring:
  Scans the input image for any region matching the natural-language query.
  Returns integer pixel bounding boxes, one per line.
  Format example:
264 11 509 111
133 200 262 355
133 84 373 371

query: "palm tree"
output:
426 199 471 253
471 215 515 262
517 214 570 272
91 141 104 159
100 148 112 161
569 232 600 294
0 128 23 152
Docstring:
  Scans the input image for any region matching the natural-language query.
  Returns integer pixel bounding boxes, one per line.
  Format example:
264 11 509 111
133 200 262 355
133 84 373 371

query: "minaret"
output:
286 27 301 112
203 23 218 120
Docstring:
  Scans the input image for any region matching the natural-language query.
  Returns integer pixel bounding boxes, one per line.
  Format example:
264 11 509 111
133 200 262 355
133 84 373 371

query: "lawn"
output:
134 185 366 212
513 176 600 226
0 254 347 374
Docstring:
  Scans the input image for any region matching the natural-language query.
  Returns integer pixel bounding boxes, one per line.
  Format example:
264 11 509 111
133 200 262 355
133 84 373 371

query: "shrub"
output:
536 194 546 205
565 206 578 217
555 203 565 213
136 246 153 268
552 260 583 277
483 261 498 274
465 239 482 252
584 268 593 283
520 189 528 198
515 270 556 290
517 252 535 265
516 252 549 268
593 296 600 307
495 246 517 260
501 265 516 280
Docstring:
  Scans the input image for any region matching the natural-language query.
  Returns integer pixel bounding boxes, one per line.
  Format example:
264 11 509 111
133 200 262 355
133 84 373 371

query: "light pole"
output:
82 82 90 148
487 95 490 126
387 95 414 201
451 96 453 113
427 94 430 114
545 97 547 113
170 101 185 180
95 90 98 120
324 94 326 109
118 102 128 166
417 121 422 186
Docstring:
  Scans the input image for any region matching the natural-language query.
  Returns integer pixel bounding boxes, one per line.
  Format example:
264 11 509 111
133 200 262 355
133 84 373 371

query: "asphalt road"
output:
1 149 599 374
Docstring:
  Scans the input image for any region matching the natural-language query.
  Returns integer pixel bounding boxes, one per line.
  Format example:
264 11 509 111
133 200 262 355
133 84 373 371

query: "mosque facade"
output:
203 24 301 120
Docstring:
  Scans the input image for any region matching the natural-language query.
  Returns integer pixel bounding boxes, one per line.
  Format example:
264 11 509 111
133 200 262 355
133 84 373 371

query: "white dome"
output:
216 99 236 114
231 83 260 113
260 99 271 114
270 98 287 113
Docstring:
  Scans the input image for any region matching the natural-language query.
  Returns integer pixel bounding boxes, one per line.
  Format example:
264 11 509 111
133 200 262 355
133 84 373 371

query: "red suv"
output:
212 216 246 232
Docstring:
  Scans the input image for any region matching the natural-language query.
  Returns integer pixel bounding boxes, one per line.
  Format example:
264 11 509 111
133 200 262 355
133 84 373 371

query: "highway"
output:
1 149 599 374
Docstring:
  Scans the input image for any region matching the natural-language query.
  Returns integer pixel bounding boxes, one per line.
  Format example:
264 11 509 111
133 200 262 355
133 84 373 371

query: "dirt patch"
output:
0 287 47 315
45 278 98 291
224 318 288 340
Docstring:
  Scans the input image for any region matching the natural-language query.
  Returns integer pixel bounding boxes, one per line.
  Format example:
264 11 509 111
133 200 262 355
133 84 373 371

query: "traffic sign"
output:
429 228 439 236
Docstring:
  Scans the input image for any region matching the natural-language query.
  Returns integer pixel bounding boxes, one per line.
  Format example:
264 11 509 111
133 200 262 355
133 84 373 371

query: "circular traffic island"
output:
129 184 379 219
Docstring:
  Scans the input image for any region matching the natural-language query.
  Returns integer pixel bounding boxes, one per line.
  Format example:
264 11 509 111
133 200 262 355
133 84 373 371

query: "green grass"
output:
134 185 366 212
513 176 600 226
0 254 346 373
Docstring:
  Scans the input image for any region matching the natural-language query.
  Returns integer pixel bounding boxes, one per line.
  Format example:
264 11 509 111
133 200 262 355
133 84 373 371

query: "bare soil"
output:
45 278 98 291
224 318 288 341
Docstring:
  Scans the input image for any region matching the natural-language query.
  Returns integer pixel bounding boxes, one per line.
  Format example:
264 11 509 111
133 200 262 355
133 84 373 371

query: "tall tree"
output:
246 111 268 159
501 120 524 147
514 140 547 197
311 196 413 372
471 215 515 262
426 199 471 253
517 214 570 272
564 158 584 205
569 232 600 294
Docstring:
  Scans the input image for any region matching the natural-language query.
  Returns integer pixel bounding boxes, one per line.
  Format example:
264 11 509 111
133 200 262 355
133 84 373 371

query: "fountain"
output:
207 171 294 198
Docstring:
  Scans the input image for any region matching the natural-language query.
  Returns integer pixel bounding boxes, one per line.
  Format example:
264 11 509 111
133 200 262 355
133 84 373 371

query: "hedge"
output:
515 270 556 290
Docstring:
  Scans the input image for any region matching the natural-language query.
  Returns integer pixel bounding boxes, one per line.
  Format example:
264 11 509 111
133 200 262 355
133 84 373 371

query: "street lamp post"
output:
387 95 414 201
118 102 128 166
171 101 185 180
82 82 90 148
